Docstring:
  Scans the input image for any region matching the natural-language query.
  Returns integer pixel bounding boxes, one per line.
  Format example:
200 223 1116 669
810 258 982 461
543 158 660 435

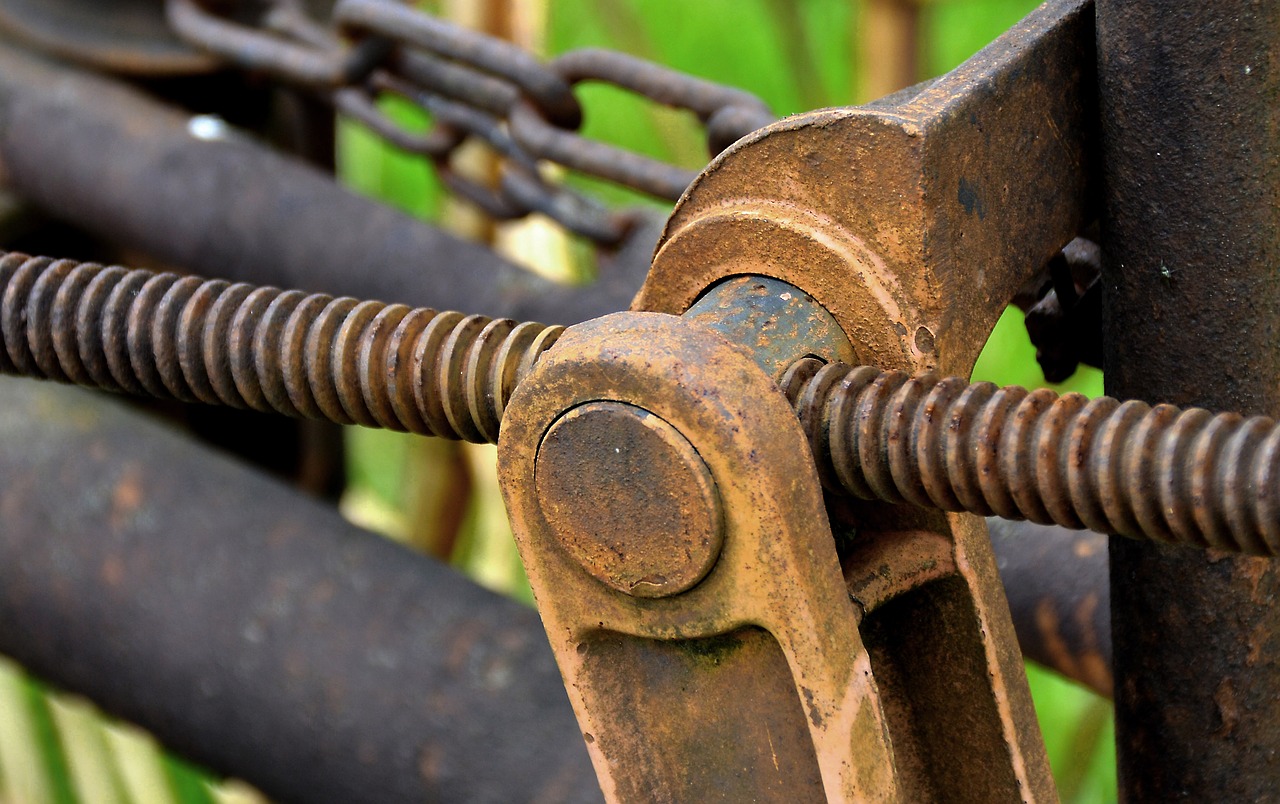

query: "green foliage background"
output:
0 2 1116 802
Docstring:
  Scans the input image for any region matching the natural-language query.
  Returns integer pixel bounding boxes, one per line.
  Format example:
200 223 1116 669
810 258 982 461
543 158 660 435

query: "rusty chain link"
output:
164 0 776 245
3 249 1277 556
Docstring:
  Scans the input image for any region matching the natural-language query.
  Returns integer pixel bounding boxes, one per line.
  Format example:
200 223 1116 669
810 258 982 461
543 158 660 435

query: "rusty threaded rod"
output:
0 252 562 443
783 358 1280 556
3 250 1277 554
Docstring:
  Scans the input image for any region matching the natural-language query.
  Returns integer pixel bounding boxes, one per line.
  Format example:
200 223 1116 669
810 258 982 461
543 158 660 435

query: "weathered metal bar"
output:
0 377 601 803
1097 1 1280 798
784 358 1280 555
0 41 646 325
0 251 564 442
5 247 1278 555
987 519 1111 698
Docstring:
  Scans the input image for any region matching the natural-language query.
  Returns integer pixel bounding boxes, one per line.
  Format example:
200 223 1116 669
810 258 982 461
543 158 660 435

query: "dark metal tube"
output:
987 519 1111 699
0 377 601 803
0 41 645 325
1097 1 1280 798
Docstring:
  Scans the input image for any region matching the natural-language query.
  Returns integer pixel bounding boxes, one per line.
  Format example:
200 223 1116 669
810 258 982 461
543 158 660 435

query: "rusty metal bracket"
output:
501 309 898 800
498 1 1094 798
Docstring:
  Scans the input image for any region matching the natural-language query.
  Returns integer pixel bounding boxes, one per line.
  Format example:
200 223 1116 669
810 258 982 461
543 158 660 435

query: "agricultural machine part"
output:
498 1 1061 798
0 42 655 325
0 0 1274 799
3 248 1277 555
0 364 1112 804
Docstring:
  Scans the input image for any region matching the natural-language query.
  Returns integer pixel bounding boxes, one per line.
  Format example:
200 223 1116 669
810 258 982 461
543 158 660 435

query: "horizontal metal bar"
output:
0 377 601 803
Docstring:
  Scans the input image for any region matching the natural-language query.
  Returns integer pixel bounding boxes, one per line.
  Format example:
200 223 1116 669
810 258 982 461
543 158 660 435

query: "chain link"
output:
165 0 778 245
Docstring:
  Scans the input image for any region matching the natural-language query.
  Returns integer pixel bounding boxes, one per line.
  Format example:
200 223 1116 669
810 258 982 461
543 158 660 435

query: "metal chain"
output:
164 0 777 245
3 249 1277 556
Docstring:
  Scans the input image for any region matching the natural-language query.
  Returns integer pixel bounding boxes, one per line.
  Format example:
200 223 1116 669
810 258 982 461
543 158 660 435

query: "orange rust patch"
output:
418 742 443 782
100 555 125 588
1214 679 1239 738
1074 592 1113 696
1072 538 1100 559
109 463 144 529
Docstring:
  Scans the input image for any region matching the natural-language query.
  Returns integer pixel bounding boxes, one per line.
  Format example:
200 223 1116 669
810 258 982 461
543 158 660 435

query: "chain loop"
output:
163 0 776 245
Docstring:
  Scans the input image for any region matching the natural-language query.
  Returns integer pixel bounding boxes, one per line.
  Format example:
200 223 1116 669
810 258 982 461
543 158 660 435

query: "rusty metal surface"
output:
166 0 775 242
501 312 900 801
1097 0 1280 798
0 376 600 803
556 6 1102 795
8 247 1278 558
0 0 217 75
784 360 1280 555
0 1 1275 798
534 400 726 598
0 42 649 325
501 300 1065 799
682 275 857 381
0 251 564 441
556 2 1108 796
167 0 381 88
988 519 1111 698
638 0 1097 377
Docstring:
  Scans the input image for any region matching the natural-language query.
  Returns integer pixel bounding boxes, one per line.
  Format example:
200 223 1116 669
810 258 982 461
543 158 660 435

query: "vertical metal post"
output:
1097 2 1280 798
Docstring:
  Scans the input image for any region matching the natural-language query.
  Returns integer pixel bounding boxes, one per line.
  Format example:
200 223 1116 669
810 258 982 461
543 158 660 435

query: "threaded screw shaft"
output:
0 251 562 443
5 249 1278 555
783 358 1280 556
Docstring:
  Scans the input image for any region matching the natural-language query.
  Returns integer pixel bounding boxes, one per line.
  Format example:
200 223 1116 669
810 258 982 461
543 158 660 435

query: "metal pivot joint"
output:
501 1 1097 799
500 308 901 802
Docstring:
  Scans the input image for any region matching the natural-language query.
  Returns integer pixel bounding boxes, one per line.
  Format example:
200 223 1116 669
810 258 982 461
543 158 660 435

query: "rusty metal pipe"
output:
0 41 643 325
0 377 600 803
1097 1 1280 798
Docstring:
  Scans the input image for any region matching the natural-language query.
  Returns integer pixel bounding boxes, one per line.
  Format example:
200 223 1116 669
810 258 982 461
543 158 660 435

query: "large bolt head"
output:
534 401 723 598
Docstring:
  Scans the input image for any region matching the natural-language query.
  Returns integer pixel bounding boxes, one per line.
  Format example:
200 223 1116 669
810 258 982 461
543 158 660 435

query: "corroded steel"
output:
1097 0 1280 798
0 252 561 442
500 312 902 801
164 0 776 241
785 360 1280 555
0 0 1273 798
6 246 1280 556
535 400 725 598
638 0 1097 377
514 1 1097 797
0 378 600 804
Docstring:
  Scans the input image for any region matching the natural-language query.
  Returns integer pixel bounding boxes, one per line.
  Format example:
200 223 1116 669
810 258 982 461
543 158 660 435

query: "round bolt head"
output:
534 401 723 597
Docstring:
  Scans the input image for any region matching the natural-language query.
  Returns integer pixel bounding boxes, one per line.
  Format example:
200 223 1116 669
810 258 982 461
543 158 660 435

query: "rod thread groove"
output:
0 252 561 443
